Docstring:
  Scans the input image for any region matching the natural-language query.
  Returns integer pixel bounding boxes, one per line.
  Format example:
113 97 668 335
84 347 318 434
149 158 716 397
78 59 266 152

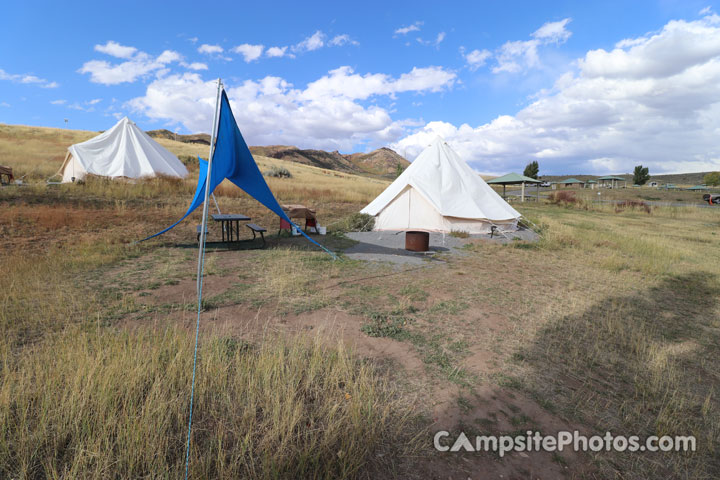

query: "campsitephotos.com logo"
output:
434 430 696 457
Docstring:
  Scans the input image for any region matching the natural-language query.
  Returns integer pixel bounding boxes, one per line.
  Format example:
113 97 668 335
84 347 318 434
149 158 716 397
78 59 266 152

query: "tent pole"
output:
521 182 525 202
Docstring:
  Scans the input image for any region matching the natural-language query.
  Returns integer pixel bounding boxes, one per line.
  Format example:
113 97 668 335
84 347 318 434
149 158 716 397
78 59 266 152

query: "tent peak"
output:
430 135 447 146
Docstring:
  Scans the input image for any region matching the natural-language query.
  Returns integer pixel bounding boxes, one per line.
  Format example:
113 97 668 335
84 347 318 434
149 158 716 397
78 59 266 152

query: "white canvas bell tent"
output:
58 117 189 183
361 137 520 233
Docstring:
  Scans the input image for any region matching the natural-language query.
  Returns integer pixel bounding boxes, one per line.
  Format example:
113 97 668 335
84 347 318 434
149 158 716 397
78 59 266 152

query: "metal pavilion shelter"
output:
555 177 585 188
486 172 542 202
598 176 626 189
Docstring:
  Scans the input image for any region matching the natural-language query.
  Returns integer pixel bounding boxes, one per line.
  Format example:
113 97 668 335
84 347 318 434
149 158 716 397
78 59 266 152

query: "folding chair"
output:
278 218 292 236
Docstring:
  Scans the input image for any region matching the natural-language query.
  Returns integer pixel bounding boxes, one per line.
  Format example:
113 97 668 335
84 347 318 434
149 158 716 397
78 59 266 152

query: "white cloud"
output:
329 34 359 47
0 68 58 88
700 6 713 15
395 21 423 35
1 102 10 108
66 98 103 112
393 15 720 175
198 44 223 55
79 44 183 85
416 31 447 48
293 31 325 52
188 37 198 44
532 18 572 44
156 50 182 64
51 99 66 105
266 46 288 57
128 65 456 151
492 18 571 74
463 48 492 70
181 62 208 70
94 41 137 59
232 43 264 62
493 39 541 73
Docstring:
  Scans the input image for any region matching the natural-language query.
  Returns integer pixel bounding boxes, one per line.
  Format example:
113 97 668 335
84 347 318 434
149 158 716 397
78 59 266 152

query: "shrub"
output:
614 200 652 214
361 312 406 339
264 166 292 178
547 190 577 205
449 230 470 238
335 213 375 233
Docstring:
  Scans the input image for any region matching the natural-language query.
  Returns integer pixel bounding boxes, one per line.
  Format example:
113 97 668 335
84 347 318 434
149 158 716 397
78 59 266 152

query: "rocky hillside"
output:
147 129 211 145
345 147 409 176
250 145 409 178
249 145 359 173
146 130 409 178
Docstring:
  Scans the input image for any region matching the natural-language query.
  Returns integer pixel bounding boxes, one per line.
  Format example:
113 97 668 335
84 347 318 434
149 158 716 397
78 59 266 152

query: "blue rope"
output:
184 227 208 479
288 219 338 260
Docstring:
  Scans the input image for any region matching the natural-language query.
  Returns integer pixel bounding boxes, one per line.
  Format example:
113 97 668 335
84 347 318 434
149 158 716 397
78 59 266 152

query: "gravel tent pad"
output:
343 228 539 265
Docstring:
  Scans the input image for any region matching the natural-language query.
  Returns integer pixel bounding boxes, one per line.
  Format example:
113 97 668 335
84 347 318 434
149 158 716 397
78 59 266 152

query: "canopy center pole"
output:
185 78 223 480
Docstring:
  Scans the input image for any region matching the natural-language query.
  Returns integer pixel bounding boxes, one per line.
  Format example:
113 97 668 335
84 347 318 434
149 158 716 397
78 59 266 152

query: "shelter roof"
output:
486 173 541 184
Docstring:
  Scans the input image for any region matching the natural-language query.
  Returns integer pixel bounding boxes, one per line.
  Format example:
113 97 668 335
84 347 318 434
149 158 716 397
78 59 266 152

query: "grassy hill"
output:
1 123 408 183
0 123 390 204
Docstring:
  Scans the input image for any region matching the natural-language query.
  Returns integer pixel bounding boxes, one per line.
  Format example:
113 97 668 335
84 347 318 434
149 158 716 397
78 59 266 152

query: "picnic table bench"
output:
246 223 267 246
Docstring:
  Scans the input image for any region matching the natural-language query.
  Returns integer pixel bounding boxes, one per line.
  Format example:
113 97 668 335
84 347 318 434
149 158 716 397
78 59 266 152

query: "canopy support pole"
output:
185 78 223 480
521 182 525 202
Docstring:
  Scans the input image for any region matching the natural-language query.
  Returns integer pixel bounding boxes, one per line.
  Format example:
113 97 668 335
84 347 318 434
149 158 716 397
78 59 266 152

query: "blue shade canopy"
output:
142 90 335 257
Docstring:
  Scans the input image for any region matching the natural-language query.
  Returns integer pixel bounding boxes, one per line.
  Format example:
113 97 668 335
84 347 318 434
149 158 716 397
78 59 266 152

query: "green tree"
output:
523 161 539 179
395 163 406 178
633 165 650 185
703 171 720 186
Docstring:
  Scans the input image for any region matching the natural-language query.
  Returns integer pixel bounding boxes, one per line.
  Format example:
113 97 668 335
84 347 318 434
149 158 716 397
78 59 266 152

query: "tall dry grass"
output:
0 329 410 478
0 193 414 479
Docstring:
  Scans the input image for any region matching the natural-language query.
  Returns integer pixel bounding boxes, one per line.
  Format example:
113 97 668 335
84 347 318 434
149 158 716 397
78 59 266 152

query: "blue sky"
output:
2 0 720 175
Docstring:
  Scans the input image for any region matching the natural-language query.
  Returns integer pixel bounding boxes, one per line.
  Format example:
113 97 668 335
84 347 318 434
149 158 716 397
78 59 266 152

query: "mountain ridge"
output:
146 130 409 178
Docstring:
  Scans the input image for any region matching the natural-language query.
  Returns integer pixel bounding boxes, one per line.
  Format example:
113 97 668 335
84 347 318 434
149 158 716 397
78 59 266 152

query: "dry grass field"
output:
1 125 719 479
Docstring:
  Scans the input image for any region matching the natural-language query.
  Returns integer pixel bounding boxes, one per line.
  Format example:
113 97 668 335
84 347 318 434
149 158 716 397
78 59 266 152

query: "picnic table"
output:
211 213 250 242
